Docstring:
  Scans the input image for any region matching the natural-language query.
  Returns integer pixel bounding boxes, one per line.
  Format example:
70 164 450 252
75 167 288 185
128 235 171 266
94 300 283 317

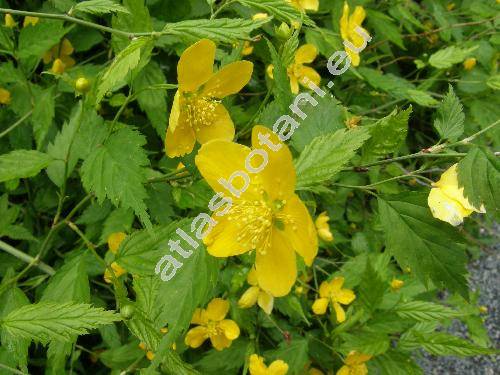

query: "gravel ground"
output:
418 248 499 374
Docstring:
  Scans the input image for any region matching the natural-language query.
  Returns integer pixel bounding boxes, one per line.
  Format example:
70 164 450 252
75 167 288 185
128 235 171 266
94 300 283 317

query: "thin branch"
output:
0 240 55 275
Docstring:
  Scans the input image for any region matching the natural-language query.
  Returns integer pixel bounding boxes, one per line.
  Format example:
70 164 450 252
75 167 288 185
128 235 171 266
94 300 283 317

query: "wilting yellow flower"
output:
166 39 253 158
107 232 126 254
390 279 404 291
337 351 371 375
103 262 126 283
185 298 240 351
315 212 333 242
195 126 318 297
23 16 39 27
312 276 355 322
0 88 11 105
4 14 16 28
427 164 485 226
238 268 274 314
43 39 75 74
286 0 319 12
249 354 289 375
463 57 476 70
267 44 320 94
340 2 369 67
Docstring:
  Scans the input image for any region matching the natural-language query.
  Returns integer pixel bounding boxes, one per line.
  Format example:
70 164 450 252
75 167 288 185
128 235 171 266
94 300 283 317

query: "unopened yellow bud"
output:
242 41 254 56
23 16 39 27
5 14 16 28
0 88 11 105
107 232 126 254
479 305 488 314
252 13 269 21
104 262 126 283
390 279 404 291
315 212 334 242
146 351 155 360
160 327 169 334
138 342 146 351
51 58 65 74
346 116 361 129
75 77 91 93
463 57 476 71
295 286 304 295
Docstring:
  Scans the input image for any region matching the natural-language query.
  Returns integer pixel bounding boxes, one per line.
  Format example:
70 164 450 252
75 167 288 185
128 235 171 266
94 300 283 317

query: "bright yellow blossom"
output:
286 0 319 12
0 88 11 105
23 16 39 27
238 268 274 314
165 39 253 158
390 279 404 291
337 351 371 375
5 14 16 28
340 2 369 67
463 57 476 70
249 354 289 375
195 126 318 297
427 164 485 226
43 38 75 74
185 298 240 351
315 211 333 242
267 44 320 94
242 41 254 56
103 262 126 283
312 276 355 322
107 232 127 253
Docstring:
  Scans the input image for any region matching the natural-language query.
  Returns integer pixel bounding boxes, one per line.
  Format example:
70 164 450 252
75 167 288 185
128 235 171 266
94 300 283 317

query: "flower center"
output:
182 92 220 132
206 320 221 337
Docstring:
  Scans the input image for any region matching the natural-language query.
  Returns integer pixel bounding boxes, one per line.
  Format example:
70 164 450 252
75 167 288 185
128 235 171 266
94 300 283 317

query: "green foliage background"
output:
0 0 498 374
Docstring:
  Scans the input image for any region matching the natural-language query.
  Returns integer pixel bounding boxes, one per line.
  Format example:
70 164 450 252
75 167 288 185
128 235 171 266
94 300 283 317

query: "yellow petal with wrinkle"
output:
249 354 268 375
281 194 318 266
295 44 318 64
205 298 229 321
257 291 274 314
194 103 234 144
165 113 196 157
268 359 289 375
340 2 350 40
204 213 255 257
202 61 253 98
319 281 333 298
255 229 297 297
251 125 296 200
333 301 346 323
185 326 208 348
299 66 321 87
219 319 240 340
238 286 260 308
336 289 356 305
210 332 232 351
178 39 216 92
191 308 208 325
428 187 471 226
312 297 329 315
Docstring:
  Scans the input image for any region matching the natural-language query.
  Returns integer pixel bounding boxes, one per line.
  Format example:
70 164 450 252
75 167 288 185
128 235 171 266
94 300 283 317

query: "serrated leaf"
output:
0 302 120 344
111 0 152 52
339 331 390 355
236 0 314 26
0 150 53 182
433 85 464 141
367 10 405 49
358 262 385 311
378 193 468 298
17 20 66 66
31 85 55 148
295 127 371 188
162 17 270 43
371 350 423 375
457 146 500 217
81 127 151 227
266 38 293 111
194 339 250 373
73 0 130 15
394 301 462 322
266 337 309 375
429 46 478 69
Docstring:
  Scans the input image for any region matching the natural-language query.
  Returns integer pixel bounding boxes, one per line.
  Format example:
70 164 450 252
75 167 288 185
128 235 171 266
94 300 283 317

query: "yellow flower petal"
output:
333 301 346 323
247 267 258 286
251 125 296 201
298 0 319 11
345 351 372 365
330 276 345 293
299 66 321 87
249 354 268 375
319 281 333 298
289 74 300 94
219 319 240 340
202 60 253 99
257 291 274 314
178 39 216 92
194 103 234 144
428 187 471 226
463 57 476 70
309 368 324 375
23 16 39 27
204 213 256 257
315 212 333 242
210 332 232 351
268 359 289 375
295 44 318 64
205 298 229 321
255 229 297 297
5 14 16 28
345 47 360 67
238 286 260 308
336 289 356 305
60 39 74 56
350 6 366 28
107 232 126 254
340 2 350 40
185 326 208 348
281 194 318 266
165 113 196 157
336 365 350 375
191 308 208 325
60 55 75 70
0 88 11 105
51 58 65 74
312 297 329 315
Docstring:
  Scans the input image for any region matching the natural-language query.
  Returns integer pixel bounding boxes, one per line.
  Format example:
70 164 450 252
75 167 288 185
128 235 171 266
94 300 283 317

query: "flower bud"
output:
120 304 135 319
75 77 91 93
463 57 476 71
390 279 404 291
51 58 65 74
275 22 292 40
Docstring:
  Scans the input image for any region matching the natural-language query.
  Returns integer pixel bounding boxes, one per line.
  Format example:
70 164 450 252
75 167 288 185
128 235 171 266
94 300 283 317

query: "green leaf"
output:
367 10 405 49
0 302 120 345
371 350 423 375
378 193 468 298
99 207 135 244
81 127 151 227
111 0 153 52
162 17 270 43
236 0 314 26
364 106 411 157
99 341 144 369
194 339 250 374
17 21 66 66
73 0 130 15
266 38 293 111
433 85 464 141
31 85 55 148
486 73 500 90
339 331 390 355
358 262 386 311
267 337 309 375
393 301 462 322
295 127 371 188
457 146 500 217
429 46 478 69
0 150 53 182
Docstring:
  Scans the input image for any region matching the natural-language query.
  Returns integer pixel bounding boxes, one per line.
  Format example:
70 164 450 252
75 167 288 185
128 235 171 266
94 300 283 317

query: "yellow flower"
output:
337 351 371 375
165 39 253 158
43 39 75 74
427 164 485 226
253 13 269 20
5 14 16 28
242 41 254 56
463 57 476 70
315 211 333 242
286 0 319 12
185 298 240 351
390 279 404 291
23 16 39 27
249 354 289 375
0 88 11 105
103 262 126 283
340 2 369 67
195 126 318 297
146 351 155 360
267 44 320 94
238 268 274 314
312 276 355 322
107 232 127 254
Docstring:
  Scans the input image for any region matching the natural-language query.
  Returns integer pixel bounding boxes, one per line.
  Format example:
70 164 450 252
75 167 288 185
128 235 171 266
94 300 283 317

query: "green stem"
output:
0 110 33 139
236 86 273 139
0 240 55 275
